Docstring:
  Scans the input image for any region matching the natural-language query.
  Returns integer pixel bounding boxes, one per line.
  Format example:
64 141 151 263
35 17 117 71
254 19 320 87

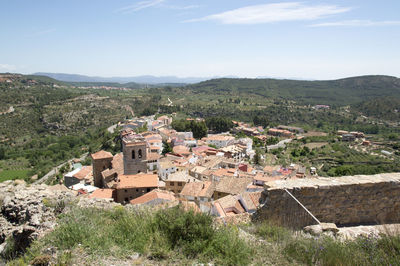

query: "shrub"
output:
30 255 51 266
30 206 253 265
153 207 214 257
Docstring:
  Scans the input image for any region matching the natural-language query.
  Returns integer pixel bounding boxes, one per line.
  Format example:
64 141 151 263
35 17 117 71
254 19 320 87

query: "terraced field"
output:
0 169 31 182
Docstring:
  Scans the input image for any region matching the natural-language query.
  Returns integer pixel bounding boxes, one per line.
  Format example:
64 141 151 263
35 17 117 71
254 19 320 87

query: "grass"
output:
0 169 31 182
11 205 253 265
5 205 400 265
284 234 400 265
250 221 400 266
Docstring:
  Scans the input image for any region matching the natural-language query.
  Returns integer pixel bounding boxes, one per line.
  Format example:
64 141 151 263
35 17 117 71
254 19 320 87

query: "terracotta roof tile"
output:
147 153 161 161
130 189 176 205
89 189 115 199
213 195 245 215
212 168 236 177
73 166 92 180
91 150 113 160
180 181 215 198
215 177 252 195
116 174 158 189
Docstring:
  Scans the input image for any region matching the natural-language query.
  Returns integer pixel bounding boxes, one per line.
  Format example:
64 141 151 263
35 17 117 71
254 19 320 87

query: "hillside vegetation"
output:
353 97 400 121
185 75 400 106
0 74 164 180
1 74 400 181
7 203 400 266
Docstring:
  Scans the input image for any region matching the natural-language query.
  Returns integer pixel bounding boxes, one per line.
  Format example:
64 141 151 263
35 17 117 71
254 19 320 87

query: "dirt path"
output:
0 106 14 115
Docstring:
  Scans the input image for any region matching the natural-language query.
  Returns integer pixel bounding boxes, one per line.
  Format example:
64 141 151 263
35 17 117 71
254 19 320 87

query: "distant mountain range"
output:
11 72 400 106
34 72 240 84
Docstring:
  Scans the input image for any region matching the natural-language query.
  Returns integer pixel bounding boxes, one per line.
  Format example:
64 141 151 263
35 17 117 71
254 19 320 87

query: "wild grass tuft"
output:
284 234 400 266
19 205 252 265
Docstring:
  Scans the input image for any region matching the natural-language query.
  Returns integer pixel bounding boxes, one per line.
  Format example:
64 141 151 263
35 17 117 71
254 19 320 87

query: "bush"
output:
30 255 51 266
153 207 214 257
23 206 252 265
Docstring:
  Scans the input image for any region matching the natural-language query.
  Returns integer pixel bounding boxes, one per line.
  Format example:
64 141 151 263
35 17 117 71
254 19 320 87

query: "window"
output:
147 188 151 192
136 189 139 192
124 189 128 193
138 149 142 158
178 182 182 186
132 150 135 159
170 182 174 186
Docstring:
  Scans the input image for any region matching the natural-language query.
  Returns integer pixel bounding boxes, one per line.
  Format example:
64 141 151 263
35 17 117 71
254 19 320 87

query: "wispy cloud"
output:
165 5 201 10
0 64 17 72
184 2 351 24
310 20 400 27
31 28 56 37
116 0 165 14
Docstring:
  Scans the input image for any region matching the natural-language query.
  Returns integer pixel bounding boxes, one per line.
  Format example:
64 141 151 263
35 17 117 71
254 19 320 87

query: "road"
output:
107 124 118 133
167 97 173 106
33 153 88 185
267 138 293 151
0 106 14 115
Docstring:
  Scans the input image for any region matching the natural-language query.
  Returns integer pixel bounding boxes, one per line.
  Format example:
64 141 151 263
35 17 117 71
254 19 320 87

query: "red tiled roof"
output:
89 189 115 199
180 181 215 198
215 177 252 194
212 168 236 177
91 150 113 160
130 189 176 205
73 166 92 180
147 153 161 161
116 174 158 189
253 173 281 182
173 145 191 155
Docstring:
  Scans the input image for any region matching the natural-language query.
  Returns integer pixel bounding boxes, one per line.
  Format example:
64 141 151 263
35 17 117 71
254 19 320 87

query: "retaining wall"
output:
254 173 400 229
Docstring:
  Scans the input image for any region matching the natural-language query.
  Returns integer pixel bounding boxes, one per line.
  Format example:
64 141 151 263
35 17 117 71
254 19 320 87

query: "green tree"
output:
253 149 261 165
162 141 172 155
0 146 5 160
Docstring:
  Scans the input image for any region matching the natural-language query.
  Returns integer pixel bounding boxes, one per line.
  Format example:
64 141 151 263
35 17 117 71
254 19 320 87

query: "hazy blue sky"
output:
1 0 399 79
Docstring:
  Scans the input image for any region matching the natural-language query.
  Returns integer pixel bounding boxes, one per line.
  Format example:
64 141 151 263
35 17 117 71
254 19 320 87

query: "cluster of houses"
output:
64 115 310 219
337 130 365 142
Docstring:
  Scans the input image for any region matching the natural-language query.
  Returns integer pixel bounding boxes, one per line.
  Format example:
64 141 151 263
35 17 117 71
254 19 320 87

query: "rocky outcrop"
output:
0 180 75 259
0 180 124 260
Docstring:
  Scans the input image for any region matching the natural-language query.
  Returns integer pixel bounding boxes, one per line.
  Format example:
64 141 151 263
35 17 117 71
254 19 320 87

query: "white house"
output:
204 135 235 148
158 160 177 180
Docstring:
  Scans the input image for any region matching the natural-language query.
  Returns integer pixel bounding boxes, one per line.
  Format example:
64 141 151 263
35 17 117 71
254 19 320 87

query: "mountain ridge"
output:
184 75 400 105
33 72 230 84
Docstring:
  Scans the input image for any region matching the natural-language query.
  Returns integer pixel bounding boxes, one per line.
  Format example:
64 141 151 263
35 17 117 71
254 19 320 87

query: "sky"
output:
0 0 399 80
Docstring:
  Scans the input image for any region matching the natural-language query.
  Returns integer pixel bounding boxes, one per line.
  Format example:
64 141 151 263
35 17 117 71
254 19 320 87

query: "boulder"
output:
303 223 338 236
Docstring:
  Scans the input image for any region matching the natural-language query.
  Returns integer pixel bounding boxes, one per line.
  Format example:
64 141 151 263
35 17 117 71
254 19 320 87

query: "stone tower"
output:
91 150 113 188
123 137 148 175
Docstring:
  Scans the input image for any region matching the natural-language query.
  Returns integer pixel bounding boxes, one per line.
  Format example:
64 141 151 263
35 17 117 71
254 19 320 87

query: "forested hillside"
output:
185 75 400 106
1 73 400 181
0 74 165 179
352 97 400 121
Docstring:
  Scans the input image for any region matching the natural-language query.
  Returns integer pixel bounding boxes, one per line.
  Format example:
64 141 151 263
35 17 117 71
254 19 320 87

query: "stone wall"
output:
254 173 400 229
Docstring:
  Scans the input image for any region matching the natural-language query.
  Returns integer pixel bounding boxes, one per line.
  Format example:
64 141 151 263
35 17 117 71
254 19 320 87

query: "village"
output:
60 113 371 219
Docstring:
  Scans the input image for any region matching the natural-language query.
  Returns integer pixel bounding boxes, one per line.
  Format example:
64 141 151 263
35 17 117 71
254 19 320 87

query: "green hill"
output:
185 75 400 106
352 96 400 121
